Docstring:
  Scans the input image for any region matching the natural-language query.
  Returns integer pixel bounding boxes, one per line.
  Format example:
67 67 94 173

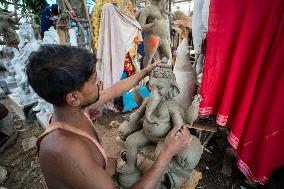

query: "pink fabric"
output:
199 0 284 184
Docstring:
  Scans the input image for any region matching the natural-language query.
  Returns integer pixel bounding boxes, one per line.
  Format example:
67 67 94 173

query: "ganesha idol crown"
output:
150 58 179 90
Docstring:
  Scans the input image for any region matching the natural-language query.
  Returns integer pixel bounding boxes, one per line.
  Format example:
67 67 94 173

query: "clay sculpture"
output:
138 0 172 67
117 59 203 188
9 23 41 104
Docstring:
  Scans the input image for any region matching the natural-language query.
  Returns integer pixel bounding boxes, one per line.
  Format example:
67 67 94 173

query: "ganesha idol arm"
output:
168 102 185 127
129 99 148 121
118 99 148 141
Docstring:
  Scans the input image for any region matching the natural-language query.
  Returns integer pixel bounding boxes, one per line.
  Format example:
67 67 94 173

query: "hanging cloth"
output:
96 3 142 91
199 0 284 184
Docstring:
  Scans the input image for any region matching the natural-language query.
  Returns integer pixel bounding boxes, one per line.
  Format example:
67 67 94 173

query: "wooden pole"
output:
57 0 68 45
81 0 95 51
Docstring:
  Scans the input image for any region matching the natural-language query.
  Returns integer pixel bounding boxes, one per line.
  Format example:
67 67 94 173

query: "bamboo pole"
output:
81 0 95 51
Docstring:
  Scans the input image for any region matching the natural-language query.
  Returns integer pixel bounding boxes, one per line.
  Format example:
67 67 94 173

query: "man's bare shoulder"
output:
38 129 116 189
39 129 90 163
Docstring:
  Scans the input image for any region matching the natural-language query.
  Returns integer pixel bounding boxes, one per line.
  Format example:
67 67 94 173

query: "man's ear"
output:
65 92 81 107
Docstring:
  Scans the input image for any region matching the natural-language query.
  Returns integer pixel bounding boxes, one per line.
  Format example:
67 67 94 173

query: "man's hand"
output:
144 61 160 76
131 125 192 189
160 125 192 158
90 61 159 109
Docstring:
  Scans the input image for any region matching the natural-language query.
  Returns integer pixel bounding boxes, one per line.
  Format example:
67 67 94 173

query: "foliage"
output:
23 0 48 16
0 0 48 23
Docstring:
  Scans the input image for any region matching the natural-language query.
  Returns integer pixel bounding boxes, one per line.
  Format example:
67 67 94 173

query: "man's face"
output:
78 71 100 108
149 78 171 97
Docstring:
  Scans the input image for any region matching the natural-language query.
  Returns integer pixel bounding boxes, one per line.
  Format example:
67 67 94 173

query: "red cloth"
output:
199 0 284 184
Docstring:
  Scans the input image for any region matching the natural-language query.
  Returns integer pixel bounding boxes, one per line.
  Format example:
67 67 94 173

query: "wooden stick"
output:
81 0 95 50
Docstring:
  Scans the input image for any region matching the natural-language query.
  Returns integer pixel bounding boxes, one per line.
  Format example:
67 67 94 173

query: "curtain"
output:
199 0 284 184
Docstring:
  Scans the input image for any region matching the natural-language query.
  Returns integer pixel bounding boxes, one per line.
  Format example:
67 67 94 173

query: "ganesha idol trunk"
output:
173 38 197 110
145 87 161 124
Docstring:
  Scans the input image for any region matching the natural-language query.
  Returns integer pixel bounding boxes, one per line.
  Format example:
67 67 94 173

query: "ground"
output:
0 98 283 189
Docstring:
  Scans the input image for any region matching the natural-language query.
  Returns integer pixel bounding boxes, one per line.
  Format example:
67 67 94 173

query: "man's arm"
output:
131 150 172 189
168 103 184 127
39 126 190 189
131 125 191 189
91 63 157 109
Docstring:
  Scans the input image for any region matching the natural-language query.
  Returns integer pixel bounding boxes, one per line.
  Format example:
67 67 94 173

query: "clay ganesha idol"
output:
117 59 203 188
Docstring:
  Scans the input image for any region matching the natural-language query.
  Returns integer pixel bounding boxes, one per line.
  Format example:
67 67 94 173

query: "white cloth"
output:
192 0 210 54
68 28 78 46
96 3 142 91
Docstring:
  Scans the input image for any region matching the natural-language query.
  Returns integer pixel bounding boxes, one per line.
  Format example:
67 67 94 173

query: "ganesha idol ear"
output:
167 85 180 99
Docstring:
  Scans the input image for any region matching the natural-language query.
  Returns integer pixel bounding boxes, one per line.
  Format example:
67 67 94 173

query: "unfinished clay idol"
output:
117 59 203 188
137 0 172 67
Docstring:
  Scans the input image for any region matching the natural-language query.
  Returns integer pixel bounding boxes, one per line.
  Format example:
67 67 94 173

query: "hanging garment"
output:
96 3 142 91
199 0 284 184
93 0 135 49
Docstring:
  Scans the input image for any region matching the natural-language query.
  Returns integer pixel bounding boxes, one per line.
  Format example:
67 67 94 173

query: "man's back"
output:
38 115 109 188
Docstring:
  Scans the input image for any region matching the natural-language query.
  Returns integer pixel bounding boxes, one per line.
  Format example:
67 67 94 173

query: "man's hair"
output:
26 44 96 106
51 4 59 15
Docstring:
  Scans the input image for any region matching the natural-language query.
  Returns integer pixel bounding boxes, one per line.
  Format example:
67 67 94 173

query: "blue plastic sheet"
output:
122 86 150 112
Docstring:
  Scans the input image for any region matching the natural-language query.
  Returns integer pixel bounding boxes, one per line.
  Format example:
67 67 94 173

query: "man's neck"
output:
52 105 85 127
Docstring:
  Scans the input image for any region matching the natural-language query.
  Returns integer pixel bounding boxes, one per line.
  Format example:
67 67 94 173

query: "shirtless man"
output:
26 44 191 189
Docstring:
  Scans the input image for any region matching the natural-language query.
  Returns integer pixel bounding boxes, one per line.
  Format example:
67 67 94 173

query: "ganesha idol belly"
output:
143 117 172 142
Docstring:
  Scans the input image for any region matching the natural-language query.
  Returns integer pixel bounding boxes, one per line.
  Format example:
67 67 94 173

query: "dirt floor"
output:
0 98 283 189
